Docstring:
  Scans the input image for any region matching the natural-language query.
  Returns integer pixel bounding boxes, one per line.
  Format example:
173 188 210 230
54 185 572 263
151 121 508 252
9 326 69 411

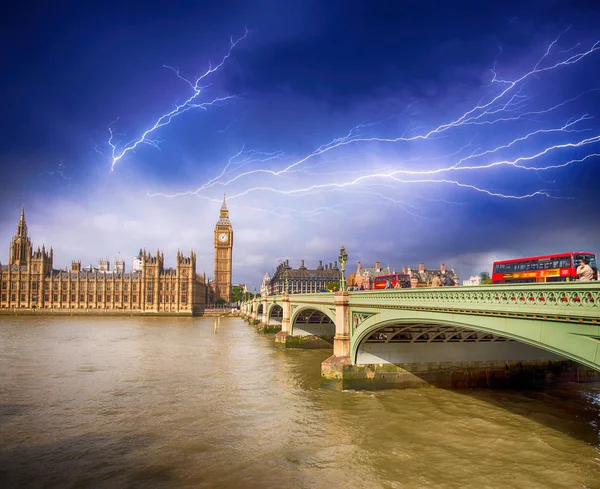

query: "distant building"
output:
0 207 221 314
267 259 341 295
402 262 459 287
354 261 392 290
132 250 143 272
463 275 482 286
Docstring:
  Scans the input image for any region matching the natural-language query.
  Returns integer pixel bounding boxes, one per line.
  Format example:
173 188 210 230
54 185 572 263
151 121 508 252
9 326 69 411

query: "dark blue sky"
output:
1 1 599 286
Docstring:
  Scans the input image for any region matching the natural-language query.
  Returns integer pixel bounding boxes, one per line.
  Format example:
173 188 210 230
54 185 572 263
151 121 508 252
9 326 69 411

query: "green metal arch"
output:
290 305 336 335
351 310 600 370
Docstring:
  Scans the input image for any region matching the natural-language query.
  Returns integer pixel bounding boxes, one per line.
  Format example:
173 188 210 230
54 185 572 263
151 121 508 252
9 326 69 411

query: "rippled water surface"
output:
1 316 600 488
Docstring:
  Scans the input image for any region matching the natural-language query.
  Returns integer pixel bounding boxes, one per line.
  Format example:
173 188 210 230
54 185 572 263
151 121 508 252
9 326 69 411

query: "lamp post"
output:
284 268 289 295
338 245 348 292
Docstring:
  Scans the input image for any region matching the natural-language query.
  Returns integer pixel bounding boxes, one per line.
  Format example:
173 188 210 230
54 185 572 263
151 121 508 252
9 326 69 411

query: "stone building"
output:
401 262 459 287
267 259 342 295
213 196 233 302
354 261 392 290
0 204 233 314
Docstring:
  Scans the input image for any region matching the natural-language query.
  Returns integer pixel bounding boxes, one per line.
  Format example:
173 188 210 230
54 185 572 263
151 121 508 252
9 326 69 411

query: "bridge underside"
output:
286 309 334 348
357 324 562 365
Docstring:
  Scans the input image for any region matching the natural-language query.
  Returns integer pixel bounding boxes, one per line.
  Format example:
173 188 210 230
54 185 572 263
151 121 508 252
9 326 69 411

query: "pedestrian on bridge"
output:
443 274 455 287
431 273 442 287
577 258 594 281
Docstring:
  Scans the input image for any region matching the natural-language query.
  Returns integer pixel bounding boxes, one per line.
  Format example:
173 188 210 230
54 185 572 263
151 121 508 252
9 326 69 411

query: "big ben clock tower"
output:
213 195 233 302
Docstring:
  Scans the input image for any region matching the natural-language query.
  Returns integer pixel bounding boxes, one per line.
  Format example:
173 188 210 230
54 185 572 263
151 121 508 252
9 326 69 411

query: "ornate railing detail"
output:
345 283 600 319
254 284 600 322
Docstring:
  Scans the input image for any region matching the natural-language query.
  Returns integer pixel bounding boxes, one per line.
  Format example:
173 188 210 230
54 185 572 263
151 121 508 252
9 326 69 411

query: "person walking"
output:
443 274 455 287
577 258 594 281
431 273 442 287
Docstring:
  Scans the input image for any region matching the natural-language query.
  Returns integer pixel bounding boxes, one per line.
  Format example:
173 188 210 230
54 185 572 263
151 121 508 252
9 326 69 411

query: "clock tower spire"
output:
213 194 233 302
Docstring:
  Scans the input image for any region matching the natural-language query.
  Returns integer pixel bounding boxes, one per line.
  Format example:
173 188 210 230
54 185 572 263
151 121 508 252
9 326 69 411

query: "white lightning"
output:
107 30 249 171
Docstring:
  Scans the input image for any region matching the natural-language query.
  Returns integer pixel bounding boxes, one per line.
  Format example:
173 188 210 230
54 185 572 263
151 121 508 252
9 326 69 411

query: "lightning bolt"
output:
107 29 249 171
143 30 600 216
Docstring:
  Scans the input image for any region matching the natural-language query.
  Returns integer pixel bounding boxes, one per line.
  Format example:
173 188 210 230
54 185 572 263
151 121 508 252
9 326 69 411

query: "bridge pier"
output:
275 294 291 343
257 297 281 333
321 292 352 387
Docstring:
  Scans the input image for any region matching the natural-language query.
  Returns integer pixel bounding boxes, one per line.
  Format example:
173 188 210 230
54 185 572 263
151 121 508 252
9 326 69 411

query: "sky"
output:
1 0 600 288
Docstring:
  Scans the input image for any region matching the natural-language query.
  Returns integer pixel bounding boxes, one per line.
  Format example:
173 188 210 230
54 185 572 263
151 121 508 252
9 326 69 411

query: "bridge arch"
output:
290 305 335 338
256 303 263 315
268 303 283 324
351 312 582 366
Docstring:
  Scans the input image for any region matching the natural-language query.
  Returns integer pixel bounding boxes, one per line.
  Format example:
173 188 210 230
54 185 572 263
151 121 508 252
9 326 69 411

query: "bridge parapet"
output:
346 283 600 321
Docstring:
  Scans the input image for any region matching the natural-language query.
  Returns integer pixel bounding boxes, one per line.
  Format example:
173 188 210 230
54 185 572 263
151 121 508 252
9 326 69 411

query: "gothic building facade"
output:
213 196 233 302
0 203 234 314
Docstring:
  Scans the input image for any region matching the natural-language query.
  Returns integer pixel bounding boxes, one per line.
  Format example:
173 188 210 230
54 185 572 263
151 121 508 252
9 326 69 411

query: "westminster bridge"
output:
240 283 600 389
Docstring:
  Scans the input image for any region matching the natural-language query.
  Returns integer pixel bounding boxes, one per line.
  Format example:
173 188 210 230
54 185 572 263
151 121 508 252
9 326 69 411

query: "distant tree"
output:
478 270 490 282
216 298 227 305
325 281 340 292
231 285 245 302
481 278 492 285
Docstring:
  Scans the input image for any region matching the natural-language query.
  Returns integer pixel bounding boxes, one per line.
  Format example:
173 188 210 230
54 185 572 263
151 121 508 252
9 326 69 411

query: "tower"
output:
9 207 32 267
213 194 233 302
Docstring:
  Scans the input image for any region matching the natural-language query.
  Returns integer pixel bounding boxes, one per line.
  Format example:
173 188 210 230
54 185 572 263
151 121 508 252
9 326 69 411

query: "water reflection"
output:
1 316 599 488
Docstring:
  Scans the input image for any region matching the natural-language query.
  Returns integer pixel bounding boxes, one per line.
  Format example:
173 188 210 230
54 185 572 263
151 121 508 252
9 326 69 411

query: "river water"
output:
1 316 599 488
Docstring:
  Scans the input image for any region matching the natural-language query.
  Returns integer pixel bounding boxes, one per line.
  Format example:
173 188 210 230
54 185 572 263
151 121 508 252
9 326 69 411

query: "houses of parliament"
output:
0 197 234 314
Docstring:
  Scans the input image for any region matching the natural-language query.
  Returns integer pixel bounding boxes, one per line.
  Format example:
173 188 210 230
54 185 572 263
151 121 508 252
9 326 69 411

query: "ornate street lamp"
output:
284 268 289 295
338 245 348 291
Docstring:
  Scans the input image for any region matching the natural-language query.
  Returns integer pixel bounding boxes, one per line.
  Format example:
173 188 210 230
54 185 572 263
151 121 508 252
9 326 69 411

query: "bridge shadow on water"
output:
432 382 600 447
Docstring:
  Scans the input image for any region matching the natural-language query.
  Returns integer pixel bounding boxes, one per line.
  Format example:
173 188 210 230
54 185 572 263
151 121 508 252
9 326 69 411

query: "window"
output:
97 284 103 292
33 264 39 272
106 284 111 291
132 284 137 292
53 282 58 290
44 282 49 290
44 294 49 301
70 295 75 302
62 295 66 302
124 295 129 302
115 295 120 302
88 295 93 302
20 294 25 301
70 282 76 290
1 294 6 301
1 281 5 290
32 294 38 301
97 295 102 302
79 295 84 302
62 283 67 291
146 294 153 303
20 282 27 290
115 284 120 291
32 282 38 290
11 294 16 301
53 294 58 301
181 294 187 304
124 284 129 291
132 295 137 302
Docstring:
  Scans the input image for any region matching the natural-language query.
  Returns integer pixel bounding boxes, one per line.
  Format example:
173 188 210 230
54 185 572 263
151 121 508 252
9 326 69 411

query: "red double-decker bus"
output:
373 273 412 289
492 252 597 284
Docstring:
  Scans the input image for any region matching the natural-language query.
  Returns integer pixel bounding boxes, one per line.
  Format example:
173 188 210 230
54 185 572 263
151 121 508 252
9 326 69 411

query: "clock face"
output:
218 233 228 243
